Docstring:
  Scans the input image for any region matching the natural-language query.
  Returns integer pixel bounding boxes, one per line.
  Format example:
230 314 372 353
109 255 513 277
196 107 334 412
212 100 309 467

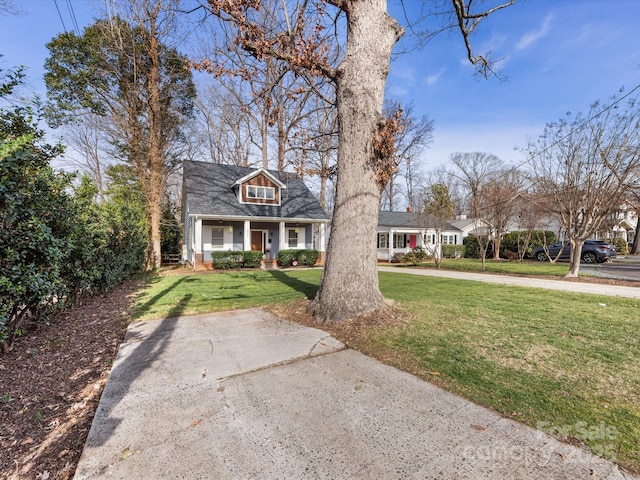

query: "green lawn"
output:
133 269 320 321
399 258 575 276
133 268 640 473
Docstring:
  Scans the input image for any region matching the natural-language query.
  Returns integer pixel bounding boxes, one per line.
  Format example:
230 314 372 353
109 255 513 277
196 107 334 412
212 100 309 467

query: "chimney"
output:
406 206 414 213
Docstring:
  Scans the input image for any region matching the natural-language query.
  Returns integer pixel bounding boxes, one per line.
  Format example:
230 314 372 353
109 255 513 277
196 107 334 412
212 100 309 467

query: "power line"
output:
53 0 67 33
446 82 640 215
66 0 81 35
473 81 640 190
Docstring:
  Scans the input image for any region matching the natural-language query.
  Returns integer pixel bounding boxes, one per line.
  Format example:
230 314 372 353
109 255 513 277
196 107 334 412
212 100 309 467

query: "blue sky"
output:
2 0 640 171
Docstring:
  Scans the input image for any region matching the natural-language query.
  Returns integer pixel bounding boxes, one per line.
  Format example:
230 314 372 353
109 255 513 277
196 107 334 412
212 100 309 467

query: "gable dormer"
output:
235 168 286 206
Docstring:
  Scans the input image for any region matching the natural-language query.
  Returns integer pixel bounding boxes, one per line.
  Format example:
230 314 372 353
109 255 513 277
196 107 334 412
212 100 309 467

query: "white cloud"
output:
424 69 444 86
390 65 417 83
515 14 553 51
387 85 410 97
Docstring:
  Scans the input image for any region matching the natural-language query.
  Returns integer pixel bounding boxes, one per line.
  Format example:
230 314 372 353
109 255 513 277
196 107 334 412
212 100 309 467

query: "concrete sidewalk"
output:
378 265 640 298
75 309 635 479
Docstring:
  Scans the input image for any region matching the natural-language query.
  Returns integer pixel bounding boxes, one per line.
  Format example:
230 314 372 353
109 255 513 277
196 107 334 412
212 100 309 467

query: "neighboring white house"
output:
600 203 637 243
377 210 464 261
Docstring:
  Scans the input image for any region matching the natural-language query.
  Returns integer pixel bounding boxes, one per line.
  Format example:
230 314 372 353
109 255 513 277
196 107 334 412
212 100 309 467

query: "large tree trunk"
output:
311 0 403 324
566 238 585 278
147 6 164 269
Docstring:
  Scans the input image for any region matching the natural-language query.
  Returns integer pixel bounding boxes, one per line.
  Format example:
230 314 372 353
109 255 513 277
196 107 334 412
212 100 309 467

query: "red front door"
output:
409 235 417 249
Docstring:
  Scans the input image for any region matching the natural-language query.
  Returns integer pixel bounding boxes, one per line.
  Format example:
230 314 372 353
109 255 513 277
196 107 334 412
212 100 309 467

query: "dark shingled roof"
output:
378 211 460 231
183 161 329 220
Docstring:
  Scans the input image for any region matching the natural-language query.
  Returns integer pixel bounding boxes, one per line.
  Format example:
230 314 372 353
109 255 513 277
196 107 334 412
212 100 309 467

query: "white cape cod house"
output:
377 210 464 261
182 161 329 269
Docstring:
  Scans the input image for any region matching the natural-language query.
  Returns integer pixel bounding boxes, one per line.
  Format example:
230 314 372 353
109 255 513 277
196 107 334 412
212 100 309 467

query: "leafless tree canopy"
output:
527 95 640 277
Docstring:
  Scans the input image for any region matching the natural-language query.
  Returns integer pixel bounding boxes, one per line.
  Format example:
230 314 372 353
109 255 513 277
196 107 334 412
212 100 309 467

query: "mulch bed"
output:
0 278 145 480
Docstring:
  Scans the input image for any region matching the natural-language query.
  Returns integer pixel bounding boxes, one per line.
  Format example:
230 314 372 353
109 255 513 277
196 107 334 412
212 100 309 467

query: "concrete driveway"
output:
75 308 635 479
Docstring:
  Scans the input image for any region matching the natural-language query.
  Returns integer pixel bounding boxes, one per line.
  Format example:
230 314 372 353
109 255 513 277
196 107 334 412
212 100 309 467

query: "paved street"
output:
583 259 640 282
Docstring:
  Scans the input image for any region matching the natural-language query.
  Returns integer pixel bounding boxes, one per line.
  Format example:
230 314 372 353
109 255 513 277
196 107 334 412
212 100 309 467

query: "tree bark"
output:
493 234 502 260
631 216 640 255
566 238 585 277
311 0 403 323
147 4 164 269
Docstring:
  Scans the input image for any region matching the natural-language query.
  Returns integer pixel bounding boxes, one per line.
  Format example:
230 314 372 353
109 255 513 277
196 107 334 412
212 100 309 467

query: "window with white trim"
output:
246 185 275 200
393 234 406 249
377 233 388 249
288 229 298 248
441 234 457 245
212 228 224 248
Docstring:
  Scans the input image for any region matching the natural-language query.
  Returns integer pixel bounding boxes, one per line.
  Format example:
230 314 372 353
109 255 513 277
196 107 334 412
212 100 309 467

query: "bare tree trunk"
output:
493 233 502 260
631 216 640 255
387 177 395 211
147 3 164 269
261 113 269 169
319 173 328 209
434 228 442 268
566 238 585 278
311 0 403 323
277 101 286 171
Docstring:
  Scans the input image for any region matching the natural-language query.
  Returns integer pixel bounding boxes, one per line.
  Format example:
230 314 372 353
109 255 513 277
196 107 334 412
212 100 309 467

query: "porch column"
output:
194 218 202 252
319 223 326 252
318 222 327 266
388 229 394 262
244 220 251 250
279 221 286 250
194 217 203 268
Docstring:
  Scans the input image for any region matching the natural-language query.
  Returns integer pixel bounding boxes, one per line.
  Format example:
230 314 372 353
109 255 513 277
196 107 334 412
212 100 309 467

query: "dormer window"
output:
247 185 275 200
236 168 284 205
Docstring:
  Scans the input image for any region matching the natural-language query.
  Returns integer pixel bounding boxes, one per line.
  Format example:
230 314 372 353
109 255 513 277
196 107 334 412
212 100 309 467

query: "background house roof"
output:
183 161 329 220
378 211 460 231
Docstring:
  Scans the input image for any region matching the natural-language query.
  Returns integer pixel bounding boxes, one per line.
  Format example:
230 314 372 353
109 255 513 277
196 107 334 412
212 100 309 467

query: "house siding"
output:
240 174 280 205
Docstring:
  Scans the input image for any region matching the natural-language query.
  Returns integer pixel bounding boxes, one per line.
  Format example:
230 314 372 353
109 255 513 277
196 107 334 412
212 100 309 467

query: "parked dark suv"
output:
532 240 616 264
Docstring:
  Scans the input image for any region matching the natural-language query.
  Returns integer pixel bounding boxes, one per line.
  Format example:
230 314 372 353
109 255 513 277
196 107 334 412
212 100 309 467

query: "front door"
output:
250 230 264 252
409 235 417 249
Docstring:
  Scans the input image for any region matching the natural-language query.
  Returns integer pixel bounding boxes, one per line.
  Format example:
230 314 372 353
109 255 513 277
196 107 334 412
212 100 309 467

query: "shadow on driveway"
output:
83 278 191 448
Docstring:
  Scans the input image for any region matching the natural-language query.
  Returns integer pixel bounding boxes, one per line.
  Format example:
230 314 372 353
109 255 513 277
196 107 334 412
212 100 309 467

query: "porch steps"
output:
260 259 279 270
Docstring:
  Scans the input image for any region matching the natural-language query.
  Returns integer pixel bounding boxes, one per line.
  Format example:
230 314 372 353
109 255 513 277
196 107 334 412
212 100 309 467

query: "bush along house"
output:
182 161 329 269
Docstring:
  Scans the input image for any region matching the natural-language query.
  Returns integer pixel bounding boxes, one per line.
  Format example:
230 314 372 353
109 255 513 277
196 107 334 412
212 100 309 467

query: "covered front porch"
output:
185 215 327 269
376 228 463 261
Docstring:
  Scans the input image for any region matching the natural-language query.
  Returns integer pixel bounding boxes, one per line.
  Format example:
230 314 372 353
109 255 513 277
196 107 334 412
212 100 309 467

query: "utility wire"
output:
66 0 81 35
53 0 67 32
449 82 640 214
475 81 640 190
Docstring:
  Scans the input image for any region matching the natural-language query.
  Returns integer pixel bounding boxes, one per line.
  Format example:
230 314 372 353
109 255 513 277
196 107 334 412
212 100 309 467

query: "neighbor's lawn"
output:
133 268 639 473
401 257 574 276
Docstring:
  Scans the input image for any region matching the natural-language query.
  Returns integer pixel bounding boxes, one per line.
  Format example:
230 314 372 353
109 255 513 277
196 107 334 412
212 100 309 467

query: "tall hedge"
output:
0 68 146 351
